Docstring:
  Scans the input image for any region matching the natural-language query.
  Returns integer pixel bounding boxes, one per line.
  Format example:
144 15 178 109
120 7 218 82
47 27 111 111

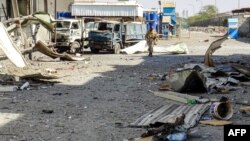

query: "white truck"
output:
53 18 100 53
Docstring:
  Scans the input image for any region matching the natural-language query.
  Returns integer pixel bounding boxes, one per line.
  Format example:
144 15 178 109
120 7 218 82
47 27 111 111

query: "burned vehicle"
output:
88 21 147 54
52 18 100 53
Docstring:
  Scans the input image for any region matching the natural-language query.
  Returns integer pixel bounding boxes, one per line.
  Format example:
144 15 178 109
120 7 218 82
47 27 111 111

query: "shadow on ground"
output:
0 53 250 141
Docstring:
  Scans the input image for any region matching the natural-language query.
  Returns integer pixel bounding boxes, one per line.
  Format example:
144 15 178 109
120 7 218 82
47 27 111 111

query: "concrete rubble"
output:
0 13 89 92
127 36 250 140
0 5 249 141
163 63 248 94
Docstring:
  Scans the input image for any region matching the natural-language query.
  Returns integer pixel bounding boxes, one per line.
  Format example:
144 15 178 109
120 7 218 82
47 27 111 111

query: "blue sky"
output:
97 0 250 16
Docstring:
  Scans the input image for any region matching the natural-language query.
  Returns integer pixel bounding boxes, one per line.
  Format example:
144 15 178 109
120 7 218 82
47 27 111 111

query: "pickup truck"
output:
88 21 147 54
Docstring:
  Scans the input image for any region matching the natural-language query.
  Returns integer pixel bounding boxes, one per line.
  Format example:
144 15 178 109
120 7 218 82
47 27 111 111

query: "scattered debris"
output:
45 68 57 74
236 100 250 106
130 103 210 131
34 40 86 61
148 74 161 81
121 41 147 54
165 69 206 93
159 83 172 91
204 36 227 67
0 22 26 68
240 106 250 111
154 43 189 54
154 91 209 104
140 114 185 138
199 120 232 126
0 85 18 92
210 102 233 120
166 132 187 141
42 109 54 114
121 41 189 55
203 39 209 42
52 93 62 96
18 82 30 91
164 63 249 94
232 64 250 76
124 136 153 141
200 114 212 120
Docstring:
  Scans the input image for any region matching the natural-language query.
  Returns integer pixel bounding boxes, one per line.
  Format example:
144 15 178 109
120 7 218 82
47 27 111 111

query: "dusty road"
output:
0 32 250 141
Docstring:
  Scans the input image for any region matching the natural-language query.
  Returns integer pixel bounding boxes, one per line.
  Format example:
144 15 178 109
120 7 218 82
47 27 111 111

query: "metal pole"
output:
44 0 48 13
238 0 240 9
55 0 57 18
158 0 161 34
11 0 19 18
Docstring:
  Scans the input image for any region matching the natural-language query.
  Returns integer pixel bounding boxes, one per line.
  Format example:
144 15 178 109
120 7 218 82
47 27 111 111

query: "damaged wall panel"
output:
0 23 26 68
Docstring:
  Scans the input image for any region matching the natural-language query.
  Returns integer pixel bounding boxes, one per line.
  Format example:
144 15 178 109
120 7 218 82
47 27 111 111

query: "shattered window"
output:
56 21 71 29
71 22 79 29
98 23 114 31
114 24 120 32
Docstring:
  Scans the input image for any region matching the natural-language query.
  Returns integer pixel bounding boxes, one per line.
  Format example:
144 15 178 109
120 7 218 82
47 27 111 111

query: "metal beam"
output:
11 0 19 18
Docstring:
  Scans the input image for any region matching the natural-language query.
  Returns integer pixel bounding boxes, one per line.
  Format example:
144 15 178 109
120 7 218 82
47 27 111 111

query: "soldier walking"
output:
145 26 157 57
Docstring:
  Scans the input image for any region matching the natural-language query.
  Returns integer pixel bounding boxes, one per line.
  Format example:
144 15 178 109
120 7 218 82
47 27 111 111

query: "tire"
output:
113 43 121 54
90 48 100 54
70 41 80 53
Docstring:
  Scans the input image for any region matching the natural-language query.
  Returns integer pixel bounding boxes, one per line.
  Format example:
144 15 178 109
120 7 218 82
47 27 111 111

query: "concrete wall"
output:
238 14 250 37
57 0 73 12
0 0 7 21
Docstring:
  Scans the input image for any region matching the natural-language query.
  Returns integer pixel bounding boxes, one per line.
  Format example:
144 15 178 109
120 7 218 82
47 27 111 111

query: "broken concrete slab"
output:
166 70 207 93
166 63 247 94
227 77 240 85
232 64 250 76
0 85 18 92
0 22 26 68
34 41 86 61
6 67 61 80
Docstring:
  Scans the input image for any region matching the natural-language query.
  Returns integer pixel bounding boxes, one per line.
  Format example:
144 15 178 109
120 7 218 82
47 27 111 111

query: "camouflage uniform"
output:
145 29 157 56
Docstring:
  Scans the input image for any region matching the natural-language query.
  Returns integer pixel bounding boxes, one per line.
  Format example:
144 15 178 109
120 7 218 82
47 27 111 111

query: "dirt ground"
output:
0 31 250 141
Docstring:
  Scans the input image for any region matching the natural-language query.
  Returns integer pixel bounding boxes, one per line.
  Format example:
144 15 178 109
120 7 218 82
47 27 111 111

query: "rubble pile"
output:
126 36 249 141
189 26 227 34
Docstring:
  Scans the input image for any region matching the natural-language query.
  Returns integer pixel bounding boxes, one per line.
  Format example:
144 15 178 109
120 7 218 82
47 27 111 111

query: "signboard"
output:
163 2 175 8
162 16 171 23
228 18 238 28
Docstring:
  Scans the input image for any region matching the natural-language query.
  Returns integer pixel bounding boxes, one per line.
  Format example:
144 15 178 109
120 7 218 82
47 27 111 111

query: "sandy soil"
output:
0 31 250 141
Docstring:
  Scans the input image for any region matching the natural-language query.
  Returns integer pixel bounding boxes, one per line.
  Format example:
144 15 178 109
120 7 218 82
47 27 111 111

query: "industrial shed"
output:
71 1 143 21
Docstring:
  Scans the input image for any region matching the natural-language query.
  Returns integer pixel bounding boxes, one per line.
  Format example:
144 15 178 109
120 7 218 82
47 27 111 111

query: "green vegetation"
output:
188 5 218 25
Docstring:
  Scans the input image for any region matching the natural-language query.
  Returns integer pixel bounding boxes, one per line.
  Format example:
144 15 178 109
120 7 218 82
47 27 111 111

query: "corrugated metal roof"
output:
130 103 210 130
71 3 143 17
73 1 140 6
